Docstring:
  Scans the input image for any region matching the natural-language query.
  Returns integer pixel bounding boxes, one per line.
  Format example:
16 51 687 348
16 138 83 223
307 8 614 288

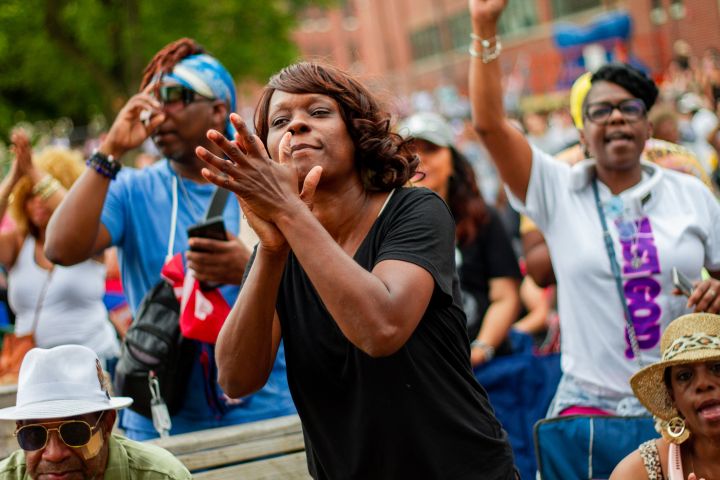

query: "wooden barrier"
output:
148 414 311 479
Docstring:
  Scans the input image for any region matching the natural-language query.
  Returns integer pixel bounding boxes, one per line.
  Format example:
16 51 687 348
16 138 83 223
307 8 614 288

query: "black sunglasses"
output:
14 412 104 451
158 85 214 106
584 98 647 124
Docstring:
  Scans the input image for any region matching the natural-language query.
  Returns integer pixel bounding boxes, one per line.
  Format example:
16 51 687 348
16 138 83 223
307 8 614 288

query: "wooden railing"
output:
148 414 311 479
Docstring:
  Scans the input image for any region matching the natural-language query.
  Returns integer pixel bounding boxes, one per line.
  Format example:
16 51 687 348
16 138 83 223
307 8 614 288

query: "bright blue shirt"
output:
102 161 241 313
101 160 295 440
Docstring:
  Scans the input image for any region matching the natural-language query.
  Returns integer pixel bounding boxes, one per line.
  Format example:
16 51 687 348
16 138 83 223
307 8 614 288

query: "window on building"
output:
551 0 601 18
340 0 355 17
497 0 538 35
449 11 472 49
410 25 443 60
669 0 686 19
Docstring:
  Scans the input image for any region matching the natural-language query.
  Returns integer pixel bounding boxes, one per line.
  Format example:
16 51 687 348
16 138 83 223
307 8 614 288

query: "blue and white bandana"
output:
158 53 237 137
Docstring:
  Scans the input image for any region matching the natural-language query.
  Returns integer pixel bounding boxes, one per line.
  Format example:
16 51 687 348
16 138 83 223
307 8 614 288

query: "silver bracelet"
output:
470 339 496 361
469 33 502 64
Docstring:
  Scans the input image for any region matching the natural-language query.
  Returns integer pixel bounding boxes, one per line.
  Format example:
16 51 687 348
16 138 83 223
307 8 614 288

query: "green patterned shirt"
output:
0 433 191 479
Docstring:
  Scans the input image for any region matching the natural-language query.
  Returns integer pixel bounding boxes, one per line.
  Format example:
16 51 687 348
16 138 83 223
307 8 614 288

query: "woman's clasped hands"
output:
196 113 322 253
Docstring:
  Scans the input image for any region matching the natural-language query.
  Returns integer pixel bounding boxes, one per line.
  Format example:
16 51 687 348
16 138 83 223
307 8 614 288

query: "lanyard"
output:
591 178 644 367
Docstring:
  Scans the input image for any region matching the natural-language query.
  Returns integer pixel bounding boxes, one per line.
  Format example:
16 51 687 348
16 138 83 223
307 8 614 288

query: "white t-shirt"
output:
8 237 120 360
509 147 720 396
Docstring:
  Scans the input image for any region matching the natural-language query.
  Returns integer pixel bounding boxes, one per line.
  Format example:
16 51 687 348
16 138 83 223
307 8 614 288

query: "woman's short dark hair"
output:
446 148 488 247
254 62 419 191
589 63 659 111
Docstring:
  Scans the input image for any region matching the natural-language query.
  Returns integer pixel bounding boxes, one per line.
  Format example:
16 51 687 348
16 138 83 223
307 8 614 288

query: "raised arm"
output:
0 131 32 267
46 86 165 265
469 0 533 201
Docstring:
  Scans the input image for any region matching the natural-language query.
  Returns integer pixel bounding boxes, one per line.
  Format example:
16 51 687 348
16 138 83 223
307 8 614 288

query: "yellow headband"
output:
570 72 593 130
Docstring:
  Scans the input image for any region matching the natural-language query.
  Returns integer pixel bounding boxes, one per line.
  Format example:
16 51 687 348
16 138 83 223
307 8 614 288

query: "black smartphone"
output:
672 267 694 297
187 217 227 290
187 217 227 250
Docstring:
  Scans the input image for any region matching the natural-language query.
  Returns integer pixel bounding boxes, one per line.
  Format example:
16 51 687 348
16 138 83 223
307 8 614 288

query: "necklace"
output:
169 165 202 220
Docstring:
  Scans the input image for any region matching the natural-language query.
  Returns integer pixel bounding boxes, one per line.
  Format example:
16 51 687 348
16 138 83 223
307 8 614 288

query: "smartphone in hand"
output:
672 267 694 297
187 217 227 250
187 217 227 290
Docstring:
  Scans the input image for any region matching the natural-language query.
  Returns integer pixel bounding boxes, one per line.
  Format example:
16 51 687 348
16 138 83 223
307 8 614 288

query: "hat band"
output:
17 382 111 409
663 332 720 361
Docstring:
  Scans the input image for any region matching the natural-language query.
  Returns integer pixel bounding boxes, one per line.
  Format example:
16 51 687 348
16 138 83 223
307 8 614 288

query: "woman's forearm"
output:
0 171 18 224
45 168 112 265
274 203 433 358
468 9 533 200
476 278 521 347
216 247 286 397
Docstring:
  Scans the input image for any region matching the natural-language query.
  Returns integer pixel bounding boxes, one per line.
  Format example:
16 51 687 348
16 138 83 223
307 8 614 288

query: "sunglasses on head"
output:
584 98 647 124
158 85 214 106
14 411 104 451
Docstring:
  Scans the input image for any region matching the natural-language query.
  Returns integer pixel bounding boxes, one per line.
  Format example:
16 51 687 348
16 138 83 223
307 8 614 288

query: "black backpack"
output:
113 280 196 418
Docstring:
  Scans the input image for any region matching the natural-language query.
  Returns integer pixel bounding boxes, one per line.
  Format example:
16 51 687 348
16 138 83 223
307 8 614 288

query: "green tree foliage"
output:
0 0 332 137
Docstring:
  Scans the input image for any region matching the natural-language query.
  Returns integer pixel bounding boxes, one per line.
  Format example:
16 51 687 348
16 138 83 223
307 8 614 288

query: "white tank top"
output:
8 237 120 359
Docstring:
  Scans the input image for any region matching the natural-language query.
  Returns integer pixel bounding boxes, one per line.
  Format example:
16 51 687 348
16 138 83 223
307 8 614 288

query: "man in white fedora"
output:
0 345 190 479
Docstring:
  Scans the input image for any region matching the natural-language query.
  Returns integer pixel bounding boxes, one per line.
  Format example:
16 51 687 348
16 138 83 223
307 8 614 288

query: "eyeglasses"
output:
584 98 647 124
14 412 104 451
157 85 214 108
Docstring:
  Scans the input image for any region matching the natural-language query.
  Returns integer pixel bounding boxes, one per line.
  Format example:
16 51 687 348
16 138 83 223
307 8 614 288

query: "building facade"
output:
293 0 720 103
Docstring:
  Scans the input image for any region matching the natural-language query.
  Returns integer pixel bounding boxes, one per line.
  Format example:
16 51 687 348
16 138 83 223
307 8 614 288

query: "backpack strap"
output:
203 188 230 221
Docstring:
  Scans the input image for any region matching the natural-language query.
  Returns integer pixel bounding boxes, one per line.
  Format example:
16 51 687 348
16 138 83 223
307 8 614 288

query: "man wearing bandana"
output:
45 38 296 440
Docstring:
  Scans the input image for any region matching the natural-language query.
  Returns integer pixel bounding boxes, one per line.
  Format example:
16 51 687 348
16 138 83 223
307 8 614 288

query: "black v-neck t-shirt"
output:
274 187 515 479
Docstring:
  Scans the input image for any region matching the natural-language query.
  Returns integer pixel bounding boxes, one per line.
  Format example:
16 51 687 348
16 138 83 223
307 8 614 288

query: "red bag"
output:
162 253 231 344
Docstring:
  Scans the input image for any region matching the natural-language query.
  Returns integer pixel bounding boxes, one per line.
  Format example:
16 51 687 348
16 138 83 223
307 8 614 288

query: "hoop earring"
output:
662 416 690 444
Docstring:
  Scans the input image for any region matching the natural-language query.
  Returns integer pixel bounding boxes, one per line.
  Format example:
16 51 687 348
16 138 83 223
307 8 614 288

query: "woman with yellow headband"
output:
0 131 119 376
469 0 720 418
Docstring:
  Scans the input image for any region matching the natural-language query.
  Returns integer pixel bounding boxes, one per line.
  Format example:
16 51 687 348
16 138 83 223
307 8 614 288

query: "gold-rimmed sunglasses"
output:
14 411 104 451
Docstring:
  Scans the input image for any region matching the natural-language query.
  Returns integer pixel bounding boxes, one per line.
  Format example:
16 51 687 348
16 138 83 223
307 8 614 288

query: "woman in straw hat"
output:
611 313 720 479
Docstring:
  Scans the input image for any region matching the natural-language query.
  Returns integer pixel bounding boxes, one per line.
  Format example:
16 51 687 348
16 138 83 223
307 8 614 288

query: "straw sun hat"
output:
630 313 720 421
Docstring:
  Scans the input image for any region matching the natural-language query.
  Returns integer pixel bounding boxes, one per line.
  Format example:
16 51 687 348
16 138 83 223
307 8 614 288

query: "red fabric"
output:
105 278 124 294
559 406 611 416
161 253 231 344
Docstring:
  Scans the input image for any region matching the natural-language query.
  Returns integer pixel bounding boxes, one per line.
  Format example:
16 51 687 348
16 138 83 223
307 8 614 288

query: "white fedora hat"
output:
0 345 132 420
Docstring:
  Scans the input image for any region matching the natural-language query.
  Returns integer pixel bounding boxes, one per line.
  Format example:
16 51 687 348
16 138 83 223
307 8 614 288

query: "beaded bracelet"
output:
86 150 122 180
469 33 502 64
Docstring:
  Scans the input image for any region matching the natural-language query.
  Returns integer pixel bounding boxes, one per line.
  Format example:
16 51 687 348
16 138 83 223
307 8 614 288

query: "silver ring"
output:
709 290 718 298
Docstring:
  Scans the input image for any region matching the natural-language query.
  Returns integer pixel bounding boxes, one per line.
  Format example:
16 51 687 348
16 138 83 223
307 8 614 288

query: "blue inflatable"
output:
552 10 648 89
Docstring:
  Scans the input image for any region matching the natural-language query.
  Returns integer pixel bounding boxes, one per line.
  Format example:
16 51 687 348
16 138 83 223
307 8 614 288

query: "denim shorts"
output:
546 373 649 418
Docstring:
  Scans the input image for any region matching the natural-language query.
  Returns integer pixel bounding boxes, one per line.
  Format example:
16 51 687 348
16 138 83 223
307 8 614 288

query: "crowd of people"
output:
0 0 718 478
